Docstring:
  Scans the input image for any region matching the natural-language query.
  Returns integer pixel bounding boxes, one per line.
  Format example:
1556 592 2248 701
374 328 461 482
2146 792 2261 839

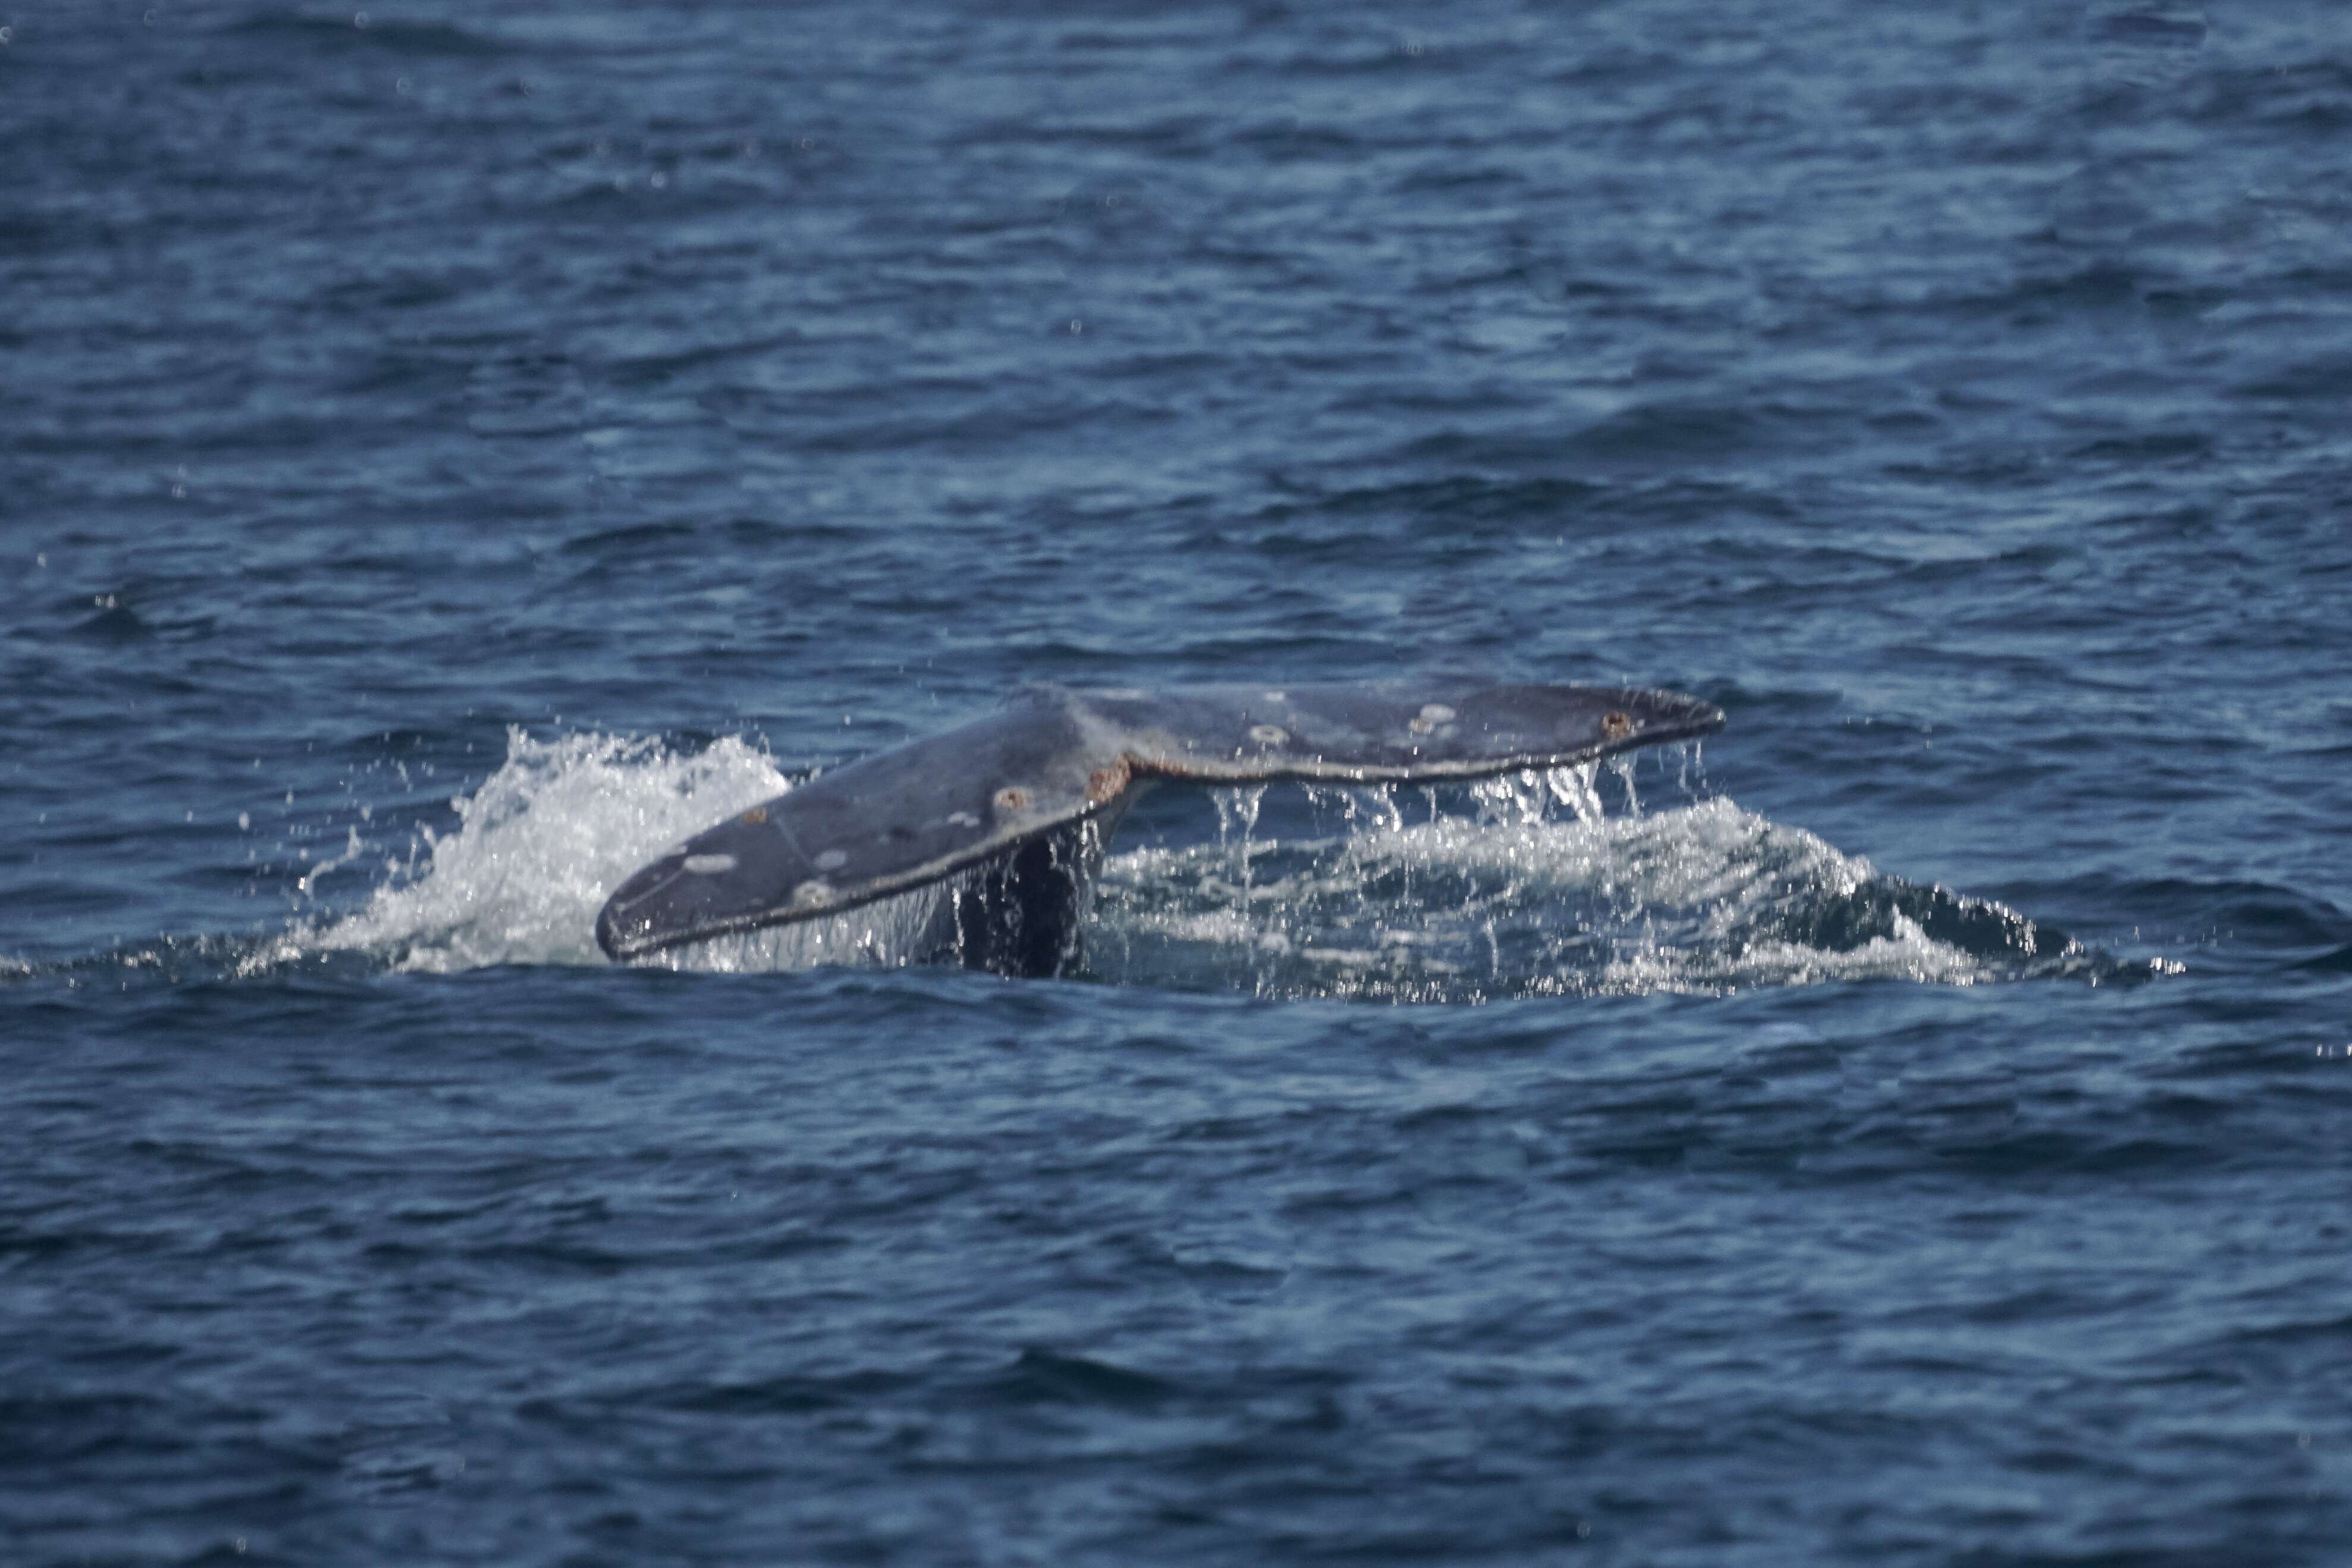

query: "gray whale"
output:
595 681 1724 976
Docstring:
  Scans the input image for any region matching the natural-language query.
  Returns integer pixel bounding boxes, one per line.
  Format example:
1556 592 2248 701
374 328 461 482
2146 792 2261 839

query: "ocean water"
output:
6 1 2351 1561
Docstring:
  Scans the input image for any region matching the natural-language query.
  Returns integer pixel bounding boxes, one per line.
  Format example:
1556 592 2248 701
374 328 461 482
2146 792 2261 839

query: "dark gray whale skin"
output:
594 681 1725 976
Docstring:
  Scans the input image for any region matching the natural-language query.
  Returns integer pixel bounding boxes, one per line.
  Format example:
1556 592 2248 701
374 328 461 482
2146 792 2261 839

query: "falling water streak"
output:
1608 754 1642 817
1231 784 1265 904
1675 739 1705 798
1216 785 1268 991
1470 770 1548 827
1546 761 1605 826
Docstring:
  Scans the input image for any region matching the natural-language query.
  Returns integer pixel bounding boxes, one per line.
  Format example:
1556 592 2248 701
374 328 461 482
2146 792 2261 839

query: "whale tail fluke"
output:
594 681 1724 974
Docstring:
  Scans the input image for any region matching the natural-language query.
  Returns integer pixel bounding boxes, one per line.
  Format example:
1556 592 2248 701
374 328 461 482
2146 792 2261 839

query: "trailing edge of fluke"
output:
594 680 1725 976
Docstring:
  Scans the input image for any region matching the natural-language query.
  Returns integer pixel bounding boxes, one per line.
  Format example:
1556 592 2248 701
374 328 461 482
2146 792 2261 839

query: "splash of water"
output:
1086 783 2094 1002
248 734 2107 998
262 728 790 974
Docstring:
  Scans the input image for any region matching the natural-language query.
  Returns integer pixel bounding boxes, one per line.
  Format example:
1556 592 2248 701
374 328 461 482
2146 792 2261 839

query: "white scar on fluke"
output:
595 681 1724 977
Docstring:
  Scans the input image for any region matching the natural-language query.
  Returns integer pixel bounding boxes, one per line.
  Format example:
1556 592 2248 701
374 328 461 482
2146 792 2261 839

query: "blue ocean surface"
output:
6 1 2351 1561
